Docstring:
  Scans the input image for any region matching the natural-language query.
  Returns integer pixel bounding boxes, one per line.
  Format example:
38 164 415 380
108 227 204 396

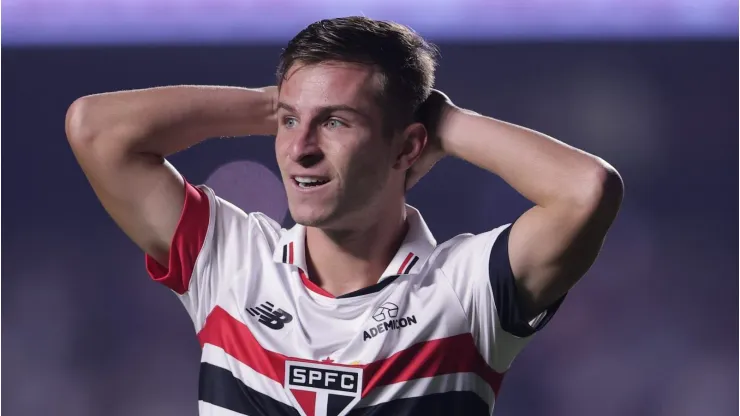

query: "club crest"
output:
284 361 363 416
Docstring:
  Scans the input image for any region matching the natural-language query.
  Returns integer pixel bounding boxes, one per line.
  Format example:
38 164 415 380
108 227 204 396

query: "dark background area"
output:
2 40 737 415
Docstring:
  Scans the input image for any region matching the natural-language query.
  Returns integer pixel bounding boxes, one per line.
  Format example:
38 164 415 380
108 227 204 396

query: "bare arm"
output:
415 91 624 318
66 85 277 265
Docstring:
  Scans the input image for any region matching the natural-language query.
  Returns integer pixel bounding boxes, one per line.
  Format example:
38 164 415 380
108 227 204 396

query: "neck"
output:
305 202 408 297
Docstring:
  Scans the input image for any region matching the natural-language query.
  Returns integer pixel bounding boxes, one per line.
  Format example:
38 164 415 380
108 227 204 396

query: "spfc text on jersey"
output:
288 364 360 393
285 361 363 416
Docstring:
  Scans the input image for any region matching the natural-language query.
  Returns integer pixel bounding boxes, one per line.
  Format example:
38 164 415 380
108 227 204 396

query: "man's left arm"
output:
431 93 624 320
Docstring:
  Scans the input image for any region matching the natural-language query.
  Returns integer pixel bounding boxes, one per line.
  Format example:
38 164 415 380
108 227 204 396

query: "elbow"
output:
66 96 143 159
65 96 98 148
578 160 625 215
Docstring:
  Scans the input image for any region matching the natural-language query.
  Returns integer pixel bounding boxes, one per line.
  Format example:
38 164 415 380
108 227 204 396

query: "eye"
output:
283 117 298 129
325 118 346 129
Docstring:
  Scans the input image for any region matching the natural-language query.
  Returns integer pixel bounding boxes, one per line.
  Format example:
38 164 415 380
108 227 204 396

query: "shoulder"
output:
199 185 282 235
189 185 285 262
431 223 512 274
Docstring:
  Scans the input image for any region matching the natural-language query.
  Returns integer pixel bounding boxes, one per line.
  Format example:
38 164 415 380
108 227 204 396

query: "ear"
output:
393 122 428 171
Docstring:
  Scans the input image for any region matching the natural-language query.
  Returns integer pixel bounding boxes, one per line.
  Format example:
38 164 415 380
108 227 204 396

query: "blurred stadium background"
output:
2 1 738 415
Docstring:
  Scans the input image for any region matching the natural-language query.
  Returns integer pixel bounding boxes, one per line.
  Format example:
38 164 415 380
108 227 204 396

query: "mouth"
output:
291 176 331 190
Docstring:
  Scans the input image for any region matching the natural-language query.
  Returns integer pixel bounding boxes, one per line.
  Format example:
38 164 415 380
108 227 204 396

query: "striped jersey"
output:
145 182 563 416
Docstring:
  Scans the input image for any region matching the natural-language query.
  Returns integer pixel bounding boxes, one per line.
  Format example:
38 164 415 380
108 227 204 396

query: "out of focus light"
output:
525 64 665 175
2 0 736 45
205 160 289 225
571 70 664 167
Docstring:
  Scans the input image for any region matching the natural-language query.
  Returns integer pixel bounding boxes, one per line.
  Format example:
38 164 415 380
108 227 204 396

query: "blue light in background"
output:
2 0 736 46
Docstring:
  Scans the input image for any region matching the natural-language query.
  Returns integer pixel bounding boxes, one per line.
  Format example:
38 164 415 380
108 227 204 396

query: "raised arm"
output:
66 85 277 266
412 91 624 319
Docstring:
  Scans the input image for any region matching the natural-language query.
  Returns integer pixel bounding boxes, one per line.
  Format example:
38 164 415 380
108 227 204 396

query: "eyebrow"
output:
277 102 369 120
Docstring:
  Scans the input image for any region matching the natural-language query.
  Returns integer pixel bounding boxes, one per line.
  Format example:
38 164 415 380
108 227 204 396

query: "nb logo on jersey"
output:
246 301 293 330
284 361 363 416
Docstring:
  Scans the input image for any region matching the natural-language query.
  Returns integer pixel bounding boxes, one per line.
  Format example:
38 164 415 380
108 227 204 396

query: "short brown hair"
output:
277 16 439 133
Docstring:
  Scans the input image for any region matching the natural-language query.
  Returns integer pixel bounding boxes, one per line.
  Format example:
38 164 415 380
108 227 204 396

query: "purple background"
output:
2 0 738 45
2 32 737 416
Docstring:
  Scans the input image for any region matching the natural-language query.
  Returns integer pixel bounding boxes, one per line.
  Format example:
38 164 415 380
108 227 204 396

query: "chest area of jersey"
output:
236 269 462 361
200 282 486 415
197 268 494 416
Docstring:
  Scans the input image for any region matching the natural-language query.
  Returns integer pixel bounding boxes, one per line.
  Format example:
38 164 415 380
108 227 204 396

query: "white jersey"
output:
145 182 564 416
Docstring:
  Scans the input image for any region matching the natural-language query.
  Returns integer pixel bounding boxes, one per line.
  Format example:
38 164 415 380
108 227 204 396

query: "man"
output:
66 17 623 416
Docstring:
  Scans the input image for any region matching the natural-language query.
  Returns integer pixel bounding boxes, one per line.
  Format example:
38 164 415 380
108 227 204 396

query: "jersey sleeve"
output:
439 223 565 373
145 181 249 332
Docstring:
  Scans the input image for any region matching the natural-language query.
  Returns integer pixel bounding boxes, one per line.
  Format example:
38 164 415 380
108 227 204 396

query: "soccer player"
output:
66 17 623 416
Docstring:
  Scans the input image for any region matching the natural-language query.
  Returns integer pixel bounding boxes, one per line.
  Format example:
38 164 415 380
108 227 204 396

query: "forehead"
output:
279 62 383 112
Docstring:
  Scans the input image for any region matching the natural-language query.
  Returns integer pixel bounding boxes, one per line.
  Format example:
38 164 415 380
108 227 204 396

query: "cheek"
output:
274 132 287 152
342 142 392 183
274 133 292 160
274 136 293 178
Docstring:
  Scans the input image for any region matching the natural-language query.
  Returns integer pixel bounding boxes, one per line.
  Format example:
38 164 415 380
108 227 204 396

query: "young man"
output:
66 17 623 416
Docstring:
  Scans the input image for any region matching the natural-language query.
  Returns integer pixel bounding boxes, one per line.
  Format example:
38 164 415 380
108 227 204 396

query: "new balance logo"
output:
247 301 293 330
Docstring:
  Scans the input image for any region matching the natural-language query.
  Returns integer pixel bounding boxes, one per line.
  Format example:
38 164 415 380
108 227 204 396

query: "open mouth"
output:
293 176 330 189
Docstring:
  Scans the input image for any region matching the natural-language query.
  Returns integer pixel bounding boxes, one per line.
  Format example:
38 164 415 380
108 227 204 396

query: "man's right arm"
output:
66 85 277 266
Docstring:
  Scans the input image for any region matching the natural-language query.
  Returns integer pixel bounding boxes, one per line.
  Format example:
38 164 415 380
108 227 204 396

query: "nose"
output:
288 125 323 168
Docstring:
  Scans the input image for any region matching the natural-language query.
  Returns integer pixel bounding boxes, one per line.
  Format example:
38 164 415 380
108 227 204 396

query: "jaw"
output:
286 185 338 227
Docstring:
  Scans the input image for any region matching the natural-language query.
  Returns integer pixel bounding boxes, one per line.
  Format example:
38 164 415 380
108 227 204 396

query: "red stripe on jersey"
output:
199 307 287 384
397 252 414 274
299 269 336 298
288 242 294 264
362 332 504 396
146 181 210 295
199 307 504 398
290 389 316 416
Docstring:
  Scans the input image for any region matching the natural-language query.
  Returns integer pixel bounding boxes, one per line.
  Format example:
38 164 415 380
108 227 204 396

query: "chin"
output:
288 203 337 227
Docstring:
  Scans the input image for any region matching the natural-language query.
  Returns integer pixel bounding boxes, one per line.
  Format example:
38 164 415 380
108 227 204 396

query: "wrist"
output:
250 86 279 136
438 105 467 155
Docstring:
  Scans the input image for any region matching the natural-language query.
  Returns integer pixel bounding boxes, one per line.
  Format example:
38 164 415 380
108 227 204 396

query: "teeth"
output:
295 177 327 184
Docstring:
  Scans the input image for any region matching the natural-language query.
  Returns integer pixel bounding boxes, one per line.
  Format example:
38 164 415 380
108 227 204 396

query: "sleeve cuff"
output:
145 181 211 295
488 224 566 338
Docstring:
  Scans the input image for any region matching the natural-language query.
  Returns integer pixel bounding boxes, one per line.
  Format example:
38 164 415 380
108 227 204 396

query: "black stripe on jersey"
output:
349 391 490 416
403 256 419 274
282 245 288 263
199 363 299 416
336 275 400 299
488 224 566 338
200 362 489 416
